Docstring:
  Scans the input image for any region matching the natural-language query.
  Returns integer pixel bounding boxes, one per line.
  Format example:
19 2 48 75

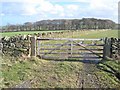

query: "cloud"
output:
21 4 37 15
88 0 119 22
1 0 119 23
20 0 79 18
0 13 5 16
1 0 41 3
89 0 118 10
0 0 89 3
66 5 79 11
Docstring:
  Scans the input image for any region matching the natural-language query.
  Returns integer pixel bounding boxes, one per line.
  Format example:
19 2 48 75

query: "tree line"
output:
1 18 117 32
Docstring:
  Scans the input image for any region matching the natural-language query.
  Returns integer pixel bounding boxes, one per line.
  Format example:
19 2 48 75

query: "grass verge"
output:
96 59 120 88
1 55 83 88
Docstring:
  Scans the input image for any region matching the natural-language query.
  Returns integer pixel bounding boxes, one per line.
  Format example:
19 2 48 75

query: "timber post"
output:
27 35 31 57
30 36 37 57
118 39 120 56
103 37 112 59
69 40 73 58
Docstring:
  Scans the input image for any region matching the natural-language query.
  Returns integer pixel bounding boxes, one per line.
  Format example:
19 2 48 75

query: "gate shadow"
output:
38 56 101 64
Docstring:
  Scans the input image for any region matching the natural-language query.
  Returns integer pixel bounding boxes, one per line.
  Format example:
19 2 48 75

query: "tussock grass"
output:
96 59 120 88
1 55 83 88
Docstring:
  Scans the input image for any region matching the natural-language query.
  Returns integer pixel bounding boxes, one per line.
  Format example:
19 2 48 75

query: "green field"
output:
2 55 120 88
56 30 118 38
1 29 120 88
0 30 64 37
0 30 119 38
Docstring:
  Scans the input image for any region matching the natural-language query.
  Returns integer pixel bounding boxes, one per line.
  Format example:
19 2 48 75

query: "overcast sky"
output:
0 0 119 26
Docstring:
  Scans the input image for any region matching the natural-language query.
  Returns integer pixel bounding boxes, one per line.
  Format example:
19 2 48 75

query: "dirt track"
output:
78 63 101 88
14 56 119 88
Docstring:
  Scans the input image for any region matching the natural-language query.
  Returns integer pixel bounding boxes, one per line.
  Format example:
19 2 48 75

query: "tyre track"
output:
78 52 101 88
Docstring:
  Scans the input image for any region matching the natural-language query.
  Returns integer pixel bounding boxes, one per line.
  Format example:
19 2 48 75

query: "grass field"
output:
0 30 64 37
1 29 120 88
1 55 120 88
1 55 83 88
0 29 119 38
49 30 118 38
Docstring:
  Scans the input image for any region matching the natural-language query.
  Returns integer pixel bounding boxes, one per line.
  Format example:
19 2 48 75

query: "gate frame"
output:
30 36 104 59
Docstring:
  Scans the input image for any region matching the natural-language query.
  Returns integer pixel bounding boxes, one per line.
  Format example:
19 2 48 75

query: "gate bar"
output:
37 38 102 41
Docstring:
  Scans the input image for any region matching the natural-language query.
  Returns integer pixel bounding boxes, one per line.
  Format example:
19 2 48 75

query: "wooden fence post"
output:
28 35 31 57
70 40 73 57
103 37 112 59
37 40 40 56
118 39 120 56
103 37 107 59
30 36 37 57
110 38 113 58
